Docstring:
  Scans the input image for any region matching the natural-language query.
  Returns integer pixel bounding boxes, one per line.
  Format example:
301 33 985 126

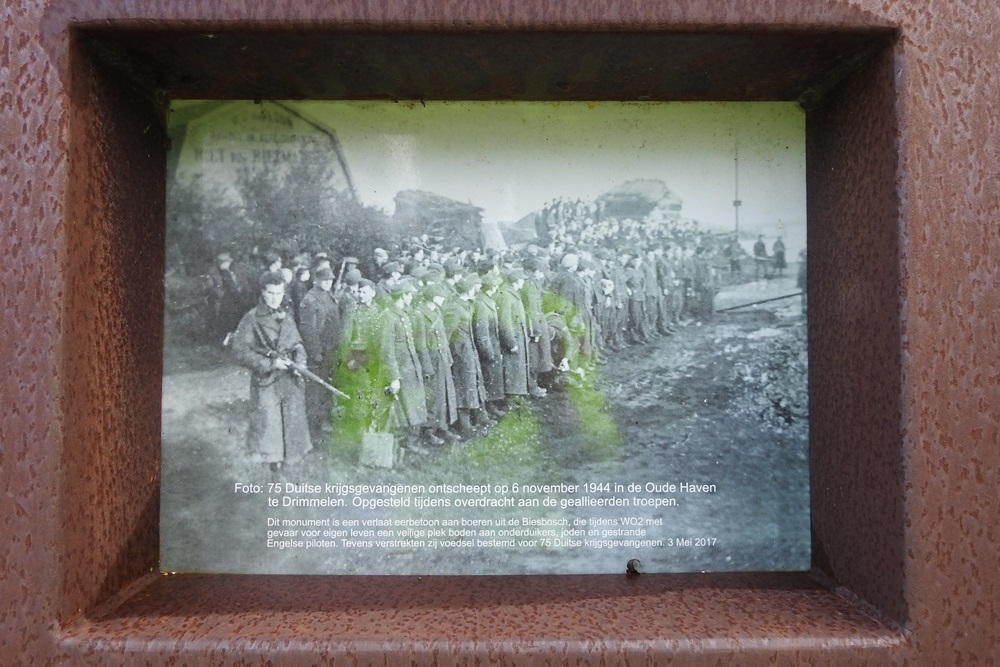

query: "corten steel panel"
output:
2 1 998 666
78 30 889 103
60 29 166 629
807 45 906 624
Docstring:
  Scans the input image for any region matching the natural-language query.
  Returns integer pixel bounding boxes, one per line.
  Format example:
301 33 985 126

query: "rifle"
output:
333 258 347 294
715 292 803 312
270 352 351 399
250 319 351 399
289 359 350 399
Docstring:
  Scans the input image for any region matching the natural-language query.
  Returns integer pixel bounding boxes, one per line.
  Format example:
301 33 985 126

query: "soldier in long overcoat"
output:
642 249 664 337
297 266 342 437
624 256 650 343
379 281 428 431
577 258 602 360
442 276 488 435
549 253 596 360
473 272 505 410
412 286 459 443
655 246 678 333
331 280 384 460
520 259 553 396
231 272 312 470
495 270 531 397
689 247 718 320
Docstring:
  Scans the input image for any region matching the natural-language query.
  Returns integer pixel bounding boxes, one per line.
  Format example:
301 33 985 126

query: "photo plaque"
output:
161 100 809 575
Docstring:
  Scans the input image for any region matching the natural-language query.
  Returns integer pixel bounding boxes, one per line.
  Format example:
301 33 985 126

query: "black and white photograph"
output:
161 100 809 575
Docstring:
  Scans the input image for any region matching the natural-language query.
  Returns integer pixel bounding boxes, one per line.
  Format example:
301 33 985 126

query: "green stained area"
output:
443 370 623 480
564 379 624 460
446 399 543 473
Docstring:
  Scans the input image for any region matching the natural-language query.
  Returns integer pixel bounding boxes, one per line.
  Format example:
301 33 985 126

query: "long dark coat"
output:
231 302 313 464
298 287 341 370
642 260 662 332
521 278 554 374
549 269 596 358
298 286 344 431
655 254 678 327
331 302 387 454
625 266 650 340
206 266 245 338
579 272 601 355
473 292 505 401
379 306 428 428
443 298 487 410
495 285 530 395
412 303 459 428
606 263 629 344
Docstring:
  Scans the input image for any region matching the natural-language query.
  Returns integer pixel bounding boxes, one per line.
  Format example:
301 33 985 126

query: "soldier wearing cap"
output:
423 262 446 286
289 266 312 323
495 269 531 399
331 277 383 461
298 266 342 438
376 260 403 297
378 279 429 451
549 252 597 363
642 248 664 338
689 246 718 320
336 267 362 340
412 285 460 444
655 245 678 334
520 257 553 397
442 275 489 436
624 255 651 344
577 256 602 361
473 271 506 418
594 250 619 352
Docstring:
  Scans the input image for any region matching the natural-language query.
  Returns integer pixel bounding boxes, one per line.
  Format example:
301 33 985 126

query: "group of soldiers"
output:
209 232 722 470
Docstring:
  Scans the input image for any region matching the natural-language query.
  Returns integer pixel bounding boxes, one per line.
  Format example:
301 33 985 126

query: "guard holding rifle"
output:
231 271 314 471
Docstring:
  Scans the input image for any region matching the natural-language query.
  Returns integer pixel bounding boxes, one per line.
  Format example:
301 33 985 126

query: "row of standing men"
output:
222 243 719 469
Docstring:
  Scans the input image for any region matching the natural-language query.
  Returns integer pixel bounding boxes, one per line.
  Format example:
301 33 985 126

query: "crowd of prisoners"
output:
209 214 732 463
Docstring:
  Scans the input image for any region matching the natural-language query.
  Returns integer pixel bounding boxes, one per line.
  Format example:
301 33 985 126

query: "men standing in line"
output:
230 271 312 472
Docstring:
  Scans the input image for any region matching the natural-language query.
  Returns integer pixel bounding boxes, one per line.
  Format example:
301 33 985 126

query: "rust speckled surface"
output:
2 0 998 665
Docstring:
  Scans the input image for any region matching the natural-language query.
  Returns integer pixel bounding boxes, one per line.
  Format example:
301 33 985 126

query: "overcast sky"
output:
295 100 805 241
